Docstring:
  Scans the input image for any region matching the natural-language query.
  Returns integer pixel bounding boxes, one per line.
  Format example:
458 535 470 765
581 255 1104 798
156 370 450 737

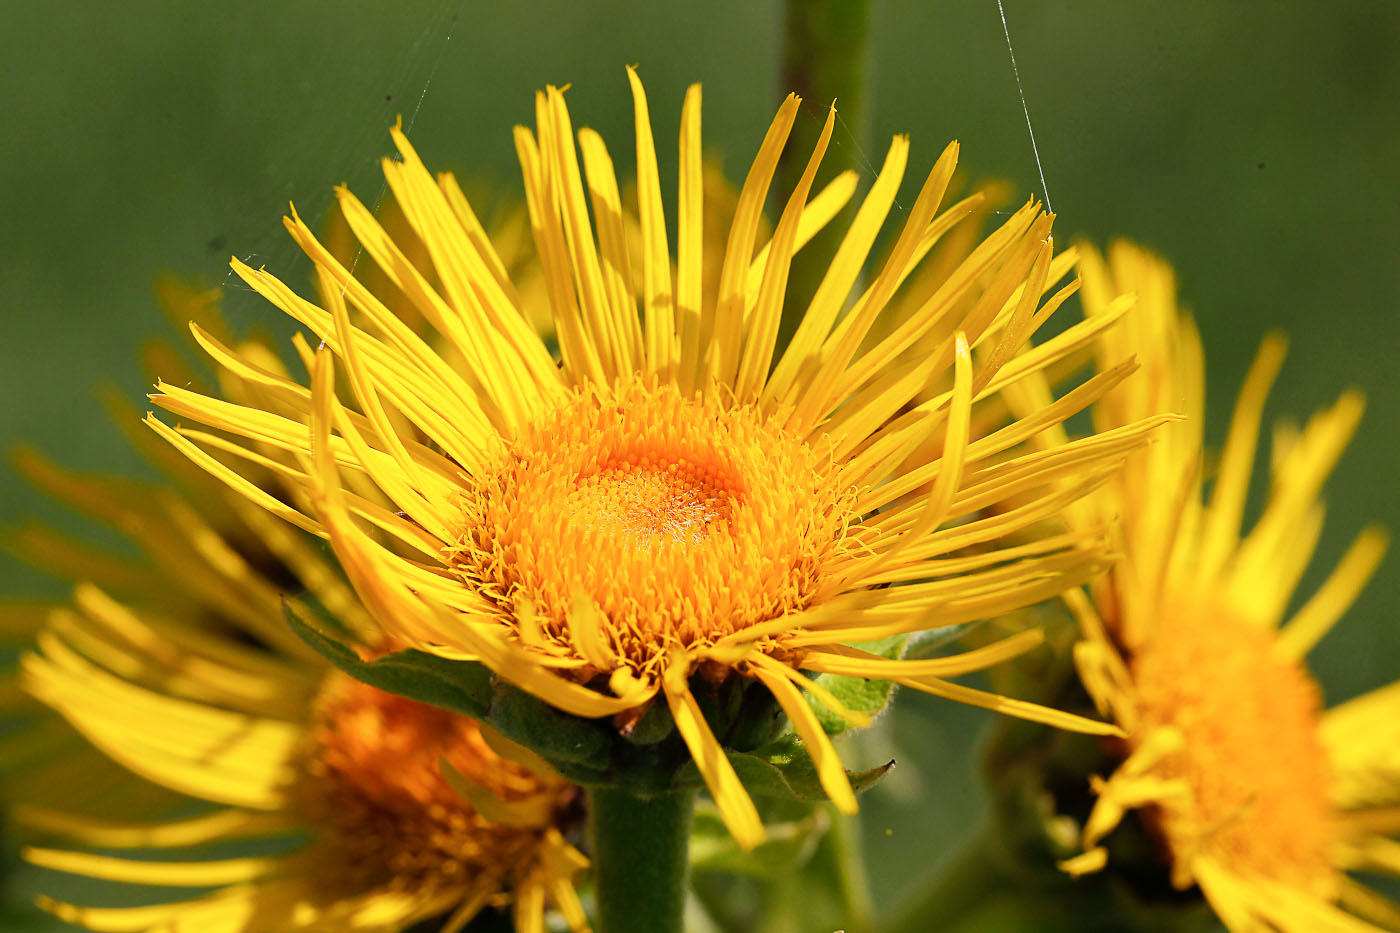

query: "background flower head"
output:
1059 242 1397 932
5 290 589 933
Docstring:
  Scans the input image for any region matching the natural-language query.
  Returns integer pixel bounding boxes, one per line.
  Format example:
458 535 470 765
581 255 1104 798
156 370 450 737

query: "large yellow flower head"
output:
150 69 1167 847
7 288 590 933
1060 243 1396 931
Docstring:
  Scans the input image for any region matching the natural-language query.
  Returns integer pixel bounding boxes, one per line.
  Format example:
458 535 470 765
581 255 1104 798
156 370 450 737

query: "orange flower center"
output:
448 381 859 672
304 673 566 892
1128 601 1338 896
567 449 744 547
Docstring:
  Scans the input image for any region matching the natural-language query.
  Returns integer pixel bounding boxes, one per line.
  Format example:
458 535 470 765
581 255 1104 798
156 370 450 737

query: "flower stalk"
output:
777 0 871 352
587 786 696 933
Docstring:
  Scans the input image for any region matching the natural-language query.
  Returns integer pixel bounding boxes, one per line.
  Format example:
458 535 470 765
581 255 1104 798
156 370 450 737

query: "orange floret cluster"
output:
448 381 862 675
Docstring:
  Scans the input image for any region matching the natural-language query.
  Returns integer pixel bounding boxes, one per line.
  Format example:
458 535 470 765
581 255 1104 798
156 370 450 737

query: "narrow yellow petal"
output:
707 93 801 388
1197 334 1287 578
662 664 764 849
439 886 499 933
542 85 627 380
749 660 858 814
803 628 1044 680
675 82 704 393
454 608 643 718
548 875 591 933
746 169 860 314
787 142 965 431
378 128 556 422
746 653 870 729
15 807 290 849
578 125 643 370
765 135 910 408
1058 847 1108 877
733 103 835 402
515 123 607 386
567 596 617 670
848 331 972 585
626 66 676 382
1320 677 1400 810
895 675 1122 736
1338 878 1400 932
439 758 556 829
25 847 285 886
322 266 455 542
513 876 547 933
1277 526 1388 658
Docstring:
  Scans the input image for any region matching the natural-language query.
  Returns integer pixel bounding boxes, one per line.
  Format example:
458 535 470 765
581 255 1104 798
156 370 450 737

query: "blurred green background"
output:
2 1 1397 929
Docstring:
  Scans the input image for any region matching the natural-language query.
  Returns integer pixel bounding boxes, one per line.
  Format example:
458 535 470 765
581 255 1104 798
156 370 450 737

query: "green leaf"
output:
284 602 492 717
286 601 616 784
808 671 898 736
750 734 894 799
901 621 985 659
806 635 906 736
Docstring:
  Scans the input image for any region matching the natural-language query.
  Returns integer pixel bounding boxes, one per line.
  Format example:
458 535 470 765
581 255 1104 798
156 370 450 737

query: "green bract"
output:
286 603 893 802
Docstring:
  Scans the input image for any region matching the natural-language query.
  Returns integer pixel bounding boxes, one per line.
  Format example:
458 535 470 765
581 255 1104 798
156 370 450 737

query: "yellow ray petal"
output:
748 658 857 814
733 102 835 402
893 675 1122 736
1276 526 1388 659
625 66 677 382
788 142 965 432
707 93 801 388
540 85 629 382
764 135 909 408
1196 334 1287 578
515 123 607 387
25 847 287 886
675 82 704 393
803 628 1044 680
577 126 643 371
15 806 291 849
662 660 764 849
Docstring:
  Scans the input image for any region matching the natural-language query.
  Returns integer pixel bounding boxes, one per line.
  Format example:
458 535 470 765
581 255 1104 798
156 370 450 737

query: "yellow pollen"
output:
1128 601 1338 896
304 673 565 893
449 381 860 671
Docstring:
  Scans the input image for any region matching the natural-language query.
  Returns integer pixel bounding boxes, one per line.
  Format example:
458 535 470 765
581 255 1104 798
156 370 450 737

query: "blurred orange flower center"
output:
1130 602 1338 896
305 673 555 890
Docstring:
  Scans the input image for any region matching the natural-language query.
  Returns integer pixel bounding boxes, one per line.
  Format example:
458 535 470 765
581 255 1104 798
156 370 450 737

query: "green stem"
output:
587 787 696 933
776 0 872 354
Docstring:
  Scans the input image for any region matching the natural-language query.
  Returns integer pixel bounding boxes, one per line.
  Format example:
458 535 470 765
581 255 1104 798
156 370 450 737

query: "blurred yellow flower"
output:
1058 243 1396 931
8 286 590 933
150 68 1167 848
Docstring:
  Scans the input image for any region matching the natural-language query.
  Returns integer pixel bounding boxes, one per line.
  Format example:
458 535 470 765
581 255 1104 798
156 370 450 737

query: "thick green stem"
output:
776 0 872 354
587 787 695 933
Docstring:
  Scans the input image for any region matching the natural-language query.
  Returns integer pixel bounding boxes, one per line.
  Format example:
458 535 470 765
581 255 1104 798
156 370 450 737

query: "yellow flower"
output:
1058 242 1395 931
150 68 1166 848
8 285 590 933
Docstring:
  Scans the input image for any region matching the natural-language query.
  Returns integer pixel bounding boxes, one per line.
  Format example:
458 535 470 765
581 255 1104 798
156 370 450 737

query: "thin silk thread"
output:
997 0 1053 215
